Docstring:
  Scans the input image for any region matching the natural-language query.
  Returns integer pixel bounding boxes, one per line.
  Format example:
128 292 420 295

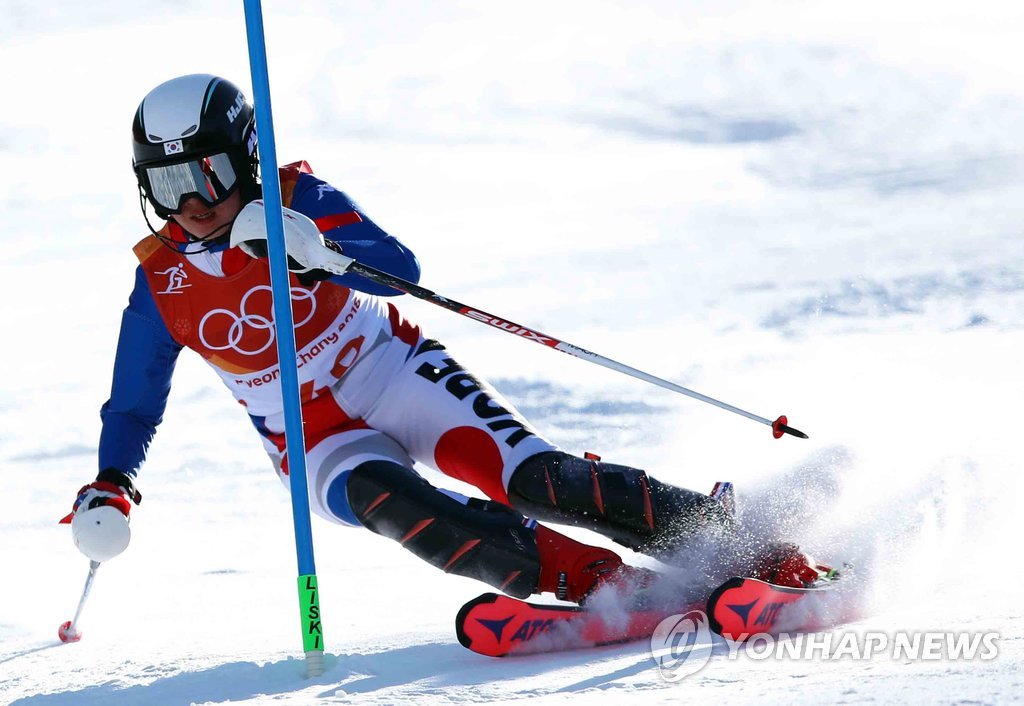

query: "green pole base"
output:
298 574 324 656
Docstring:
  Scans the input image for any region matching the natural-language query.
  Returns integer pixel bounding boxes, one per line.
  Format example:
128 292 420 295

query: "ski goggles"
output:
140 152 239 215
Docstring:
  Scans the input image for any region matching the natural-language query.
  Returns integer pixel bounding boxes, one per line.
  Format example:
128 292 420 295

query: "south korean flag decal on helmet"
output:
163 140 183 156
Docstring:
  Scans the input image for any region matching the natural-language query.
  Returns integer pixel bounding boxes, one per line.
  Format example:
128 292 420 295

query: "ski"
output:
706 573 843 640
455 592 700 657
456 572 844 657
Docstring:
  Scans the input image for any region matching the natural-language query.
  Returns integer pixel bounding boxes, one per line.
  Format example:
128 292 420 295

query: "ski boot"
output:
751 542 834 588
506 451 737 561
534 524 657 604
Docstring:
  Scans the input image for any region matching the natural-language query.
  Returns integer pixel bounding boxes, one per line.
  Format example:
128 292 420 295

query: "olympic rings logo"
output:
198 283 320 356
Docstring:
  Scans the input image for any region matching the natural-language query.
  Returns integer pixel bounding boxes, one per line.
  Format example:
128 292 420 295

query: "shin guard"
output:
506 451 735 558
345 461 540 598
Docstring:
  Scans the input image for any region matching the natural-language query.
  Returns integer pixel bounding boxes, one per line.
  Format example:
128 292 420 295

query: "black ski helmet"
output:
132 74 259 220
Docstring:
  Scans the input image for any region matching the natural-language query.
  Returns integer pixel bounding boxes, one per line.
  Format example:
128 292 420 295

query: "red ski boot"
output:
535 525 655 604
752 542 829 588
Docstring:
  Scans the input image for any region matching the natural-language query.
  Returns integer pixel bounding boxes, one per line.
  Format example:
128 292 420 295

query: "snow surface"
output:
2 1 1023 704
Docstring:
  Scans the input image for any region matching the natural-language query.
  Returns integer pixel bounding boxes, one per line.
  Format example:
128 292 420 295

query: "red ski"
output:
455 592 700 657
706 574 844 640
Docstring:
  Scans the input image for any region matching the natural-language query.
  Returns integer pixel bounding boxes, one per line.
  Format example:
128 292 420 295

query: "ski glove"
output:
239 238 341 286
230 200 352 286
60 469 141 562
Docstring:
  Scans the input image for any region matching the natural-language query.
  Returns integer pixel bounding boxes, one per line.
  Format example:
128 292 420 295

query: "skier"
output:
62 74 821 607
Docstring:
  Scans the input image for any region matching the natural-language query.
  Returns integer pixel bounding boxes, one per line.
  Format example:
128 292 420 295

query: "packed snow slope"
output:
1 1 1022 704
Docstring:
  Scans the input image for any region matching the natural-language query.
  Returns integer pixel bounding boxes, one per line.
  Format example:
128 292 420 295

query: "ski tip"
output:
706 574 843 640
455 593 502 652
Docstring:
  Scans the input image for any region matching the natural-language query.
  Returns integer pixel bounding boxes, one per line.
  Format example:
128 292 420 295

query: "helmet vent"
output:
148 133 163 141
182 124 198 136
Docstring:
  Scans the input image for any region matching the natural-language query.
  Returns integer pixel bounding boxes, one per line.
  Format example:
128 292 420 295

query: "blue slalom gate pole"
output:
242 0 324 677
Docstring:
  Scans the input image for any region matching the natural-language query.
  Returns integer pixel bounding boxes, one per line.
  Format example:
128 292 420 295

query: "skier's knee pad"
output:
506 451 735 557
344 460 540 598
324 469 361 526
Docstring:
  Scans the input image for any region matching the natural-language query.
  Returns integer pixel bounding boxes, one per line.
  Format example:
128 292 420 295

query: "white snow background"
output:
1 1 1022 704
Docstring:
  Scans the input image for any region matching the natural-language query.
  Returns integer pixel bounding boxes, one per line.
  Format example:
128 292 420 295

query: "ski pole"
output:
243 0 325 678
58 560 100 643
353 262 806 438
299 244 807 439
